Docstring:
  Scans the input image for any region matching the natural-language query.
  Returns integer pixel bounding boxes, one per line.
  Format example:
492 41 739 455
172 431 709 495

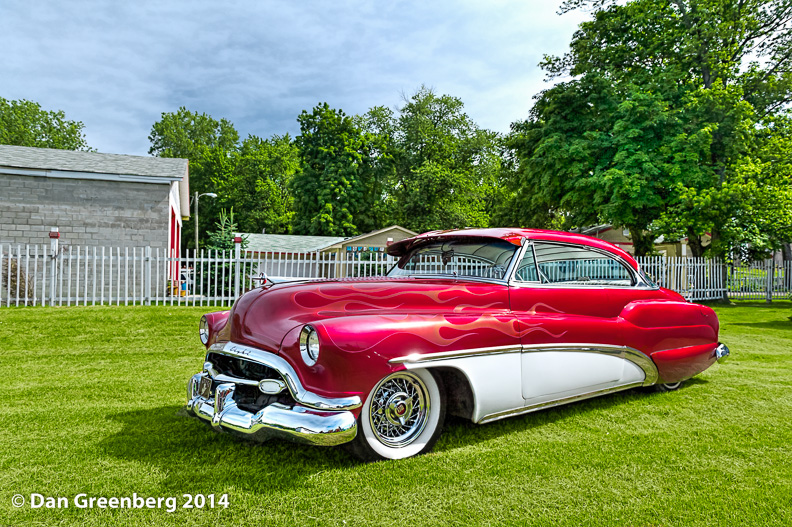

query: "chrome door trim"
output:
389 345 522 364
391 343 657 386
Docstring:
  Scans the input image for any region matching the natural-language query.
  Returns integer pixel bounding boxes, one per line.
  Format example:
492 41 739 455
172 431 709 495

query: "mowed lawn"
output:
1 302 791 526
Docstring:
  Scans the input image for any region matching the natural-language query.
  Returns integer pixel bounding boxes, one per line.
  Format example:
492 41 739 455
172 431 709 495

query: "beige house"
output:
242 225 417 256
580 225 711 257
240 225 417 278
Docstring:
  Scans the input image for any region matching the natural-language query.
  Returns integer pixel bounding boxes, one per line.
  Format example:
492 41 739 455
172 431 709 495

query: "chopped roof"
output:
386 227 639 269
0 144 188 180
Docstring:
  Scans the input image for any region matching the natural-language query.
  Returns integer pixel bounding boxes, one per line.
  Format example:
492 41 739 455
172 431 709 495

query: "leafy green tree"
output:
509 0 792 258
0 97 91 150
149 108 240 249
360 87 504 233
292 103 385 236
148 107 239 159
214 135 299 235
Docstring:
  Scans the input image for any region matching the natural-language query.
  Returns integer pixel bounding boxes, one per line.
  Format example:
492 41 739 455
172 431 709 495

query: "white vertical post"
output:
766 258 773 303
234 236 242 299
23 245 30 306
144 246 152 306
49 228 59 307
91 246 97 305
1 245 8 308
100 246 106 305
14 244 21 306
66 246 73 306
32 245 39 306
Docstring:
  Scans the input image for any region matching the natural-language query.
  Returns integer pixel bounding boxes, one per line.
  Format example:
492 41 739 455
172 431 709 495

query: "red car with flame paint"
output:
183 228 729 461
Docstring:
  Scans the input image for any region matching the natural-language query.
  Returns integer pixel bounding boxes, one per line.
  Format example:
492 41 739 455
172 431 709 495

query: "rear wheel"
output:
347 369 445 461
654 380 683 392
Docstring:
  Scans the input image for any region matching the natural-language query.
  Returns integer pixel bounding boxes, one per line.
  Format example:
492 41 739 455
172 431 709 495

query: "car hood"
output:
227 277 509 352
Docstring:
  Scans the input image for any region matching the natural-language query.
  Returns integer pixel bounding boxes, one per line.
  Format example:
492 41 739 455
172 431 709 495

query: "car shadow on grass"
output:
434 379 708 453
101 379 709 484
728 320 792 331
100 405 359 495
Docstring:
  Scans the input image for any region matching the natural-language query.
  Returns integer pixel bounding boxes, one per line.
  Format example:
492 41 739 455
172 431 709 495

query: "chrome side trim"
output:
521 343 658 386
185 375 357 446
390 343 658 387
479 381 645 424
208 342 362 411
389 345 522 364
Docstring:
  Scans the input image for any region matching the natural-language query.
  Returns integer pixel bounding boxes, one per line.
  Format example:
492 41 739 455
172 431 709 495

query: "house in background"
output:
580 224 711 257
240 225 418 278
0 145 189 256
241 225 417 257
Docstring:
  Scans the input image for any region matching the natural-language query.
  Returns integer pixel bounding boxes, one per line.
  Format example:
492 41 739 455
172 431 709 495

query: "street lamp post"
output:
194 191 217 250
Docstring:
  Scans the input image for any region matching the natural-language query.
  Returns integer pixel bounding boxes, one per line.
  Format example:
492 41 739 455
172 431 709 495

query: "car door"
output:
510 241 643 405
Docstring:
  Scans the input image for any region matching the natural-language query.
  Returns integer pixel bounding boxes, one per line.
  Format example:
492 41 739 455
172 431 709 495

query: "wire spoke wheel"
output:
369 373 429 448
348 369 446 461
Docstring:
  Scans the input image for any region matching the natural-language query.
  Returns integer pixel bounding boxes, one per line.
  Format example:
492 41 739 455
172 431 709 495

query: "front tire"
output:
347 369 445 461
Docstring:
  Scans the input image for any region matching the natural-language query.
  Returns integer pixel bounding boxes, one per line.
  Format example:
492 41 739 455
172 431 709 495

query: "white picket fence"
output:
0 243 396 307
1 242 790 307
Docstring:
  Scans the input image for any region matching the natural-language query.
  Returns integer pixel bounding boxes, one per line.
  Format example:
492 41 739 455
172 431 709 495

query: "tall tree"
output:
214 134 299 235
509 0 792 258
148 107 239 159
291 103 384 236
149 108 240 249
0 97 91 150
360 87 504 233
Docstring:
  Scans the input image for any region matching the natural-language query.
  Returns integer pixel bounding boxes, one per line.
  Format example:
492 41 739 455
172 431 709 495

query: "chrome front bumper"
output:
183 342 360 447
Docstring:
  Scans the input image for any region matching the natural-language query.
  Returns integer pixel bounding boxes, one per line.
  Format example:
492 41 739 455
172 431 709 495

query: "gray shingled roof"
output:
241 233 347 253
0 144 188 180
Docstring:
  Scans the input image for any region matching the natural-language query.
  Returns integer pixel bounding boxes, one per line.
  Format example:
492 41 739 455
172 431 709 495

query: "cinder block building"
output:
0 145 189 254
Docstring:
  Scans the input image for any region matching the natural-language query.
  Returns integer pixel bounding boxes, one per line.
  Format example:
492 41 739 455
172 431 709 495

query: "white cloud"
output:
0 0 589 155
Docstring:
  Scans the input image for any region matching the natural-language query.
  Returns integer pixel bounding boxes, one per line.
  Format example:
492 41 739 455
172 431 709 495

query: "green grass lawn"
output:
1 302 791 526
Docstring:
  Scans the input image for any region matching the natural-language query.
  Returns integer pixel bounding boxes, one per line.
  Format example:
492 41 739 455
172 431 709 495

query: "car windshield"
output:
388 239 519 280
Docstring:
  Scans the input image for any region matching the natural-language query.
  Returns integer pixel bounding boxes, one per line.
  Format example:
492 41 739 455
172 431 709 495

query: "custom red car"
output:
183 228 729 461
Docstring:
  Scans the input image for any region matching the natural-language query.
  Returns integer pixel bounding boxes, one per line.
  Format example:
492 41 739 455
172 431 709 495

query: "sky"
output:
0 1 588 156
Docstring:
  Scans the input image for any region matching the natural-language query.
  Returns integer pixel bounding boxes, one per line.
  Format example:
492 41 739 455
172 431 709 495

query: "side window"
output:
513 245 539 282
531 243 635 286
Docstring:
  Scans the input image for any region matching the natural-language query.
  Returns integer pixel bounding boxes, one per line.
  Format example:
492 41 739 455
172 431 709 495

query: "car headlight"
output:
199 315 209 345
300 325 320 366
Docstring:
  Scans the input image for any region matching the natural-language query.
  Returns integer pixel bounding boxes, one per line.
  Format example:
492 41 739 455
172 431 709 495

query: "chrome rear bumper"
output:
185 373 357 446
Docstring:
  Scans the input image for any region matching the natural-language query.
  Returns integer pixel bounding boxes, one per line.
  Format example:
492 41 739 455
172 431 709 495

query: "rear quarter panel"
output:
619 299 719 382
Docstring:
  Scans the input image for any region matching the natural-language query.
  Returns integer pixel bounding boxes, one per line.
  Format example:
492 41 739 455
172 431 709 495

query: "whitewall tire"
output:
347 369 445 461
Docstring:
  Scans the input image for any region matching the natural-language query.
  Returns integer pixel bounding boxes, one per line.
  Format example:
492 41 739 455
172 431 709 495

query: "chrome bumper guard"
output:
715 342 730 363
183 342 360 447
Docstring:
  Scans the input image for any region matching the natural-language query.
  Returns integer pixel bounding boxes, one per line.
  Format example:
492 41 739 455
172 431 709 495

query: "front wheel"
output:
346 369 445 461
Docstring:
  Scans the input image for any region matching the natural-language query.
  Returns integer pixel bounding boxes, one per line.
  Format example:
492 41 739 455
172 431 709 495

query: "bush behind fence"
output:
1 243 790 307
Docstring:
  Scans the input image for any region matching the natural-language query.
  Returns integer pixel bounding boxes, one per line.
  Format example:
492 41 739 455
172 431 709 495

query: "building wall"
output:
0 173 170 249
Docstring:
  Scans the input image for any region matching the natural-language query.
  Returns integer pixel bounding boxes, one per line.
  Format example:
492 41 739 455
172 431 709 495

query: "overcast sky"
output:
1 1 588 156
